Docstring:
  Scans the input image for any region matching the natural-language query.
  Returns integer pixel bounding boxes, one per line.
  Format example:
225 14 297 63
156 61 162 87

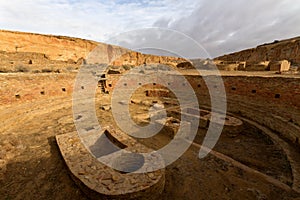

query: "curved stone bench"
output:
203 112 243 137
56 129 165 200
169 107 243 137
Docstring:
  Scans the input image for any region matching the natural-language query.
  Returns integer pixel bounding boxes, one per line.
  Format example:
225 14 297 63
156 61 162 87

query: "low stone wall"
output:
0 73 75 105
269 60 291 72
169 108 243 137
216 63 239 71
185 75 300 146
146 89 170 97
106 73 300 146
107 73 300 147
56 130 165 200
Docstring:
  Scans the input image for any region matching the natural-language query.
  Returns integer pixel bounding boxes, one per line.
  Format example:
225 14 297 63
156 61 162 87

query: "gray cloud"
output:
153 0 300 57
0 0 196 41
1 0 300 58
106 28 210 58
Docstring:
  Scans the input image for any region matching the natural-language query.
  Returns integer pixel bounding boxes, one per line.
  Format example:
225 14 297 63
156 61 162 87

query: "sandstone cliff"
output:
111 51 185 67
215 36 300 66
0 30 185 72
0 30 128 63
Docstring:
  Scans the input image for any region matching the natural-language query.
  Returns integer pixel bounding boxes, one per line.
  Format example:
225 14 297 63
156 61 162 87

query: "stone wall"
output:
105 73 300 146
1 68 299 158
213 60 291 72
269 60 291 72
111 51 186 67
185 75 300 145
56 131 165 200
0 73 76 105
215 37 300 65
0 51 80 73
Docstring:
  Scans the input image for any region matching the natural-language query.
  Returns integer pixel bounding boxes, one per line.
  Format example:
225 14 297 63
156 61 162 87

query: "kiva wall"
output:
106 74 300 146
186 75 300 146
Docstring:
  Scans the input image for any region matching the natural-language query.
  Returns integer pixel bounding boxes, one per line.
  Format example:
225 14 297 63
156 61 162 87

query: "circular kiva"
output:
109 64 199 170
72 28 227 173
203 113 243 137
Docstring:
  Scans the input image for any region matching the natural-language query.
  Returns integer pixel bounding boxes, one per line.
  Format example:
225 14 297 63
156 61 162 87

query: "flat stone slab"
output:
203 112 243 137
169 107 243 137
56 131 165 200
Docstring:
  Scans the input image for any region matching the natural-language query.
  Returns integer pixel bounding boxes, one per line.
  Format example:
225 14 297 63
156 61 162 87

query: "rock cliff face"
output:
0 30 128 63
0 30 185 70
111 51 185 67
216 37 300 65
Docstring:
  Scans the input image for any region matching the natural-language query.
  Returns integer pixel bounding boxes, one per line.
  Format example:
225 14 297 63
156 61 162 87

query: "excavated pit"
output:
1 71 300 199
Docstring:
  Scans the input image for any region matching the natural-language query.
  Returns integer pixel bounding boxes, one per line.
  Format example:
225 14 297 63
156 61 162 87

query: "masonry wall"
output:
105 74 300 146
215 37 300 65
0 73 75 105
186 75 300 146
3 72 298 147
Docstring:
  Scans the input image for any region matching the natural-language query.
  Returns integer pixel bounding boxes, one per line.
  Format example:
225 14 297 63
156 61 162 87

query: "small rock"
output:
112 175 119 182
153 103 164 110
119 100 128 105
130 179 137 185
235 139 241 143
106 184 114 191
147 173 156 179
131 99 141 104
78 171 85 175
101 179 111 186
116 178 125 184
0 159 6 170
101 105 111 111
102 173 112 180
142 100 152 106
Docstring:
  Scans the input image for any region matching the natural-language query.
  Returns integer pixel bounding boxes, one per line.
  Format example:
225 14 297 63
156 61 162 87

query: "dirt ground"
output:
0 73 300 199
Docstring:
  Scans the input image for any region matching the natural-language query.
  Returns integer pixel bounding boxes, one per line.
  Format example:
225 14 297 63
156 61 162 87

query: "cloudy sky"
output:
1 0 300 58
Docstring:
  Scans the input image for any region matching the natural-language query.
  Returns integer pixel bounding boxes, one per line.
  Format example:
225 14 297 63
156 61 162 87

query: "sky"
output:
1 0 300 58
